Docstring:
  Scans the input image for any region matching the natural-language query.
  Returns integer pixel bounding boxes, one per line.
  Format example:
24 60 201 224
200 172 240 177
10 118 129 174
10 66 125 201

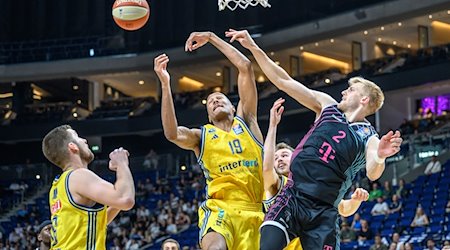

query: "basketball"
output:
112 0 150 31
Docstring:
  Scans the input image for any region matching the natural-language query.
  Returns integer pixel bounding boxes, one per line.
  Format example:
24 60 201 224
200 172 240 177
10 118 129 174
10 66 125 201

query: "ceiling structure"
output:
80 9 450 98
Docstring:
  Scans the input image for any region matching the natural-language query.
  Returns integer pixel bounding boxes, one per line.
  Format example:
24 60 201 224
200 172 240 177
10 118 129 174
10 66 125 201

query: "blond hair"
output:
276 142 294 152
42 125 74 168
348 77 384 114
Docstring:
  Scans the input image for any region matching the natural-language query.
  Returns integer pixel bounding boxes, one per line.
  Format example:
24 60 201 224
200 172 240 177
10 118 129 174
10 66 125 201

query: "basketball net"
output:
218 0 271 11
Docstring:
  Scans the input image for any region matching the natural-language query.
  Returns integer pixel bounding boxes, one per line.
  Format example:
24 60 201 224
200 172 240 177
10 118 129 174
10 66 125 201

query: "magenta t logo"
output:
319 142 336 163
323 245 333 250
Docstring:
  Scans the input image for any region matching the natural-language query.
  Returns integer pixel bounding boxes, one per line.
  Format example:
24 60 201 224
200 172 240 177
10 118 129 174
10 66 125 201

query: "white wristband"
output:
374 154 385 164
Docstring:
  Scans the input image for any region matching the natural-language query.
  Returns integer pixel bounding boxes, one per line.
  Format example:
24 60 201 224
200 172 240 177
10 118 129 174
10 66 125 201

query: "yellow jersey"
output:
263 175 289 212
197 116 264 203
49 170 107 250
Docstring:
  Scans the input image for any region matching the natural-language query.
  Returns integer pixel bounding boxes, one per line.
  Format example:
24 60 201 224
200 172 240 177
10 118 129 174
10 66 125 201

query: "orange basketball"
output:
112 0 150 31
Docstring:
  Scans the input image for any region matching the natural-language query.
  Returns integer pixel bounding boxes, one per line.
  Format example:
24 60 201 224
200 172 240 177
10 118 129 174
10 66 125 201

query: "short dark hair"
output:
275 142 294 152
38 220 51 233
42 125 74 168
161 238 180 250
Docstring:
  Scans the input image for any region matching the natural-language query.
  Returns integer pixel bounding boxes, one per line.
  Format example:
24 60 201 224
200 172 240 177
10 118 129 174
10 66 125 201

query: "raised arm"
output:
365 131 402 181
338 188 369 217
70 148 135 211
185 32 262 141
263 98 285 194
225 29 337 116
154 54 201 155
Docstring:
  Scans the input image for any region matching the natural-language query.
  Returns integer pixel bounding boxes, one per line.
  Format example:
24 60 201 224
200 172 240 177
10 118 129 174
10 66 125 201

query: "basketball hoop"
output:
218 0 271 11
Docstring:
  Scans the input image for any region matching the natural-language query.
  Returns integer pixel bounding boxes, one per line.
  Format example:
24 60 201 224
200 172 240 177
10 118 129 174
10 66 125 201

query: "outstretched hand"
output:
378 130 402 159
269 98 285 127
154 54 170 85
225 29 257 49
185 32 211 52
350 188 369 202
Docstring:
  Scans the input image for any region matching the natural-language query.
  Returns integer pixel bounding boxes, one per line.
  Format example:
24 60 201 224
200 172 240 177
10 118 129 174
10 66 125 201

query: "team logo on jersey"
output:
208 128 216 133
51 200 62 214
219 159 258 172
232 124 244 135
356 126 371 138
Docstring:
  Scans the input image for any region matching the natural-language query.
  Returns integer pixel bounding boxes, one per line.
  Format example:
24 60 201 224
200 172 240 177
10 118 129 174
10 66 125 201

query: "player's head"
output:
161 238 180 250
274 142 294 176
338 77 384 116
206 92 235 123
42 125 94 169
37 220 52 246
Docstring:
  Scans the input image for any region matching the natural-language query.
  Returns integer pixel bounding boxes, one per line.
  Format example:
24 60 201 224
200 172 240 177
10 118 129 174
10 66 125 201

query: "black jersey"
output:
291 105 377 207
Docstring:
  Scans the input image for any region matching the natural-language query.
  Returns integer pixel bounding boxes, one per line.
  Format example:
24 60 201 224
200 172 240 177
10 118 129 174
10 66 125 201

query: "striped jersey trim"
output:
87 211 97 250
65 171 105 212
234 116 263 148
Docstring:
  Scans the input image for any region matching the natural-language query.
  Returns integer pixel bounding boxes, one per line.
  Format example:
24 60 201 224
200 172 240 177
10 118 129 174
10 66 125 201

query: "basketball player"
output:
226 29 402 249
42 125 135 249
36 220 51 250
263 98 370 250
161 238 181 250
154 31 264 250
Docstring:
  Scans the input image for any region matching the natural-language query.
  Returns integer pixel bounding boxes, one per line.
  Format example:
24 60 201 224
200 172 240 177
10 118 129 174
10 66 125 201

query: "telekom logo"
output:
324 245 334 250
319 142 335 163
319 130 346 163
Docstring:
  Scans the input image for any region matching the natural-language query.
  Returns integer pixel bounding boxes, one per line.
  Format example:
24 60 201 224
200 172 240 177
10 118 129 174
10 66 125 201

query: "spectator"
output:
395 179 409 198
389 242 398 250
424 239 440 250
389 195 402 214
340 222 356 243
390 232 404 250
371 197 389 216
383 181 394 199
370 234 388 250
424 155 441 175
166 218 178 235
414 107 424 120
369 182 383 201
404 243 415 250
358 219 373 242
446 201 450 213
411 207 429 227
351 212 362 231
143 149 159 169
443 243 450 250
36 220 51 250
125 234 142 250
161 238 181 250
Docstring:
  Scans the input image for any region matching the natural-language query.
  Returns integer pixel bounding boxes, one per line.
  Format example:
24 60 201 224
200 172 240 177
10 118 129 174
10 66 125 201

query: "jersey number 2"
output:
228 139 242 154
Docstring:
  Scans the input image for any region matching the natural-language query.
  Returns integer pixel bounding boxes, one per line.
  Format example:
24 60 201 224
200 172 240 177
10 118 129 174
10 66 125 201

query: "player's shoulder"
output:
69 168 97 182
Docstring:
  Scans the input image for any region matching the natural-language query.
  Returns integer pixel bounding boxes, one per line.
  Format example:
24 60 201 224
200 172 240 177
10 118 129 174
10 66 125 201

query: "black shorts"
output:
260 186 340 250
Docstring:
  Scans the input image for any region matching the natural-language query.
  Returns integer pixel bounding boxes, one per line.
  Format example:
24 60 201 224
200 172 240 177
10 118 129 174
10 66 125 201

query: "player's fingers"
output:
229 28 237 32
230 35 238 43
155 54 168 64
394 130 401 137
278 106 284 116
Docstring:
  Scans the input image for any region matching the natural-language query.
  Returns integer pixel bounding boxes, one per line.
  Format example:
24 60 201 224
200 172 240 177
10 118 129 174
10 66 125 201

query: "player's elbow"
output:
237 59 252 72
366 171 380 181
118 197 135 211
163 130 177 142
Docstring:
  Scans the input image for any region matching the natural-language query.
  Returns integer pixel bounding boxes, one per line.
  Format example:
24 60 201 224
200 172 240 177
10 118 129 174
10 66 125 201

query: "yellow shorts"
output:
198 199 264 250
284 238 303 250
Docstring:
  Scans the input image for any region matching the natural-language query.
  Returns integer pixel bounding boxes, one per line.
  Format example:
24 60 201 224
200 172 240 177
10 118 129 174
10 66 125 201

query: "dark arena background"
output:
1 0 450 249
